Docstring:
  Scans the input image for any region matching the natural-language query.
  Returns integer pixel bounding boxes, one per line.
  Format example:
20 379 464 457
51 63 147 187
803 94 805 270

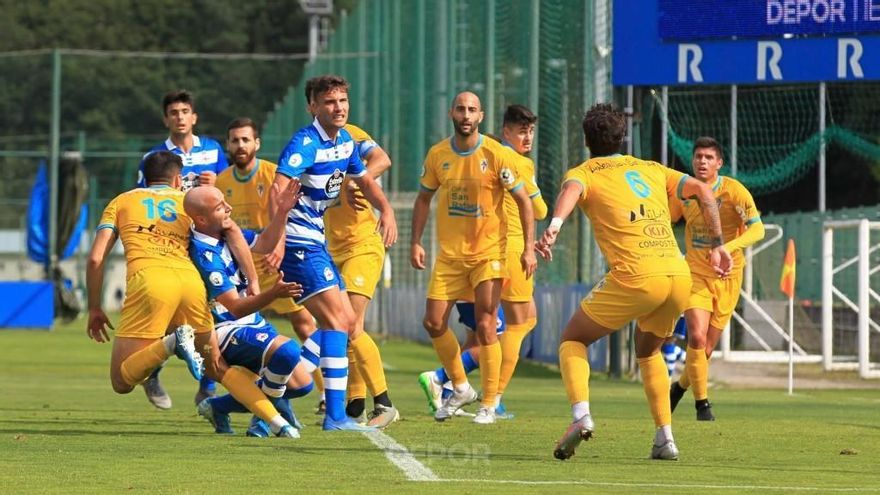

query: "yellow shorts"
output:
117 266 213 339
427 257 508 301
686 272 743 330
501 240 533 303
331 241 385 299
255 254 304 315
581 273 692 338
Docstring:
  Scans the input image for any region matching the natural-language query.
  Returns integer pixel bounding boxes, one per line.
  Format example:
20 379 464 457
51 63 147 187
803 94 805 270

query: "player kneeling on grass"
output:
185 180 310 438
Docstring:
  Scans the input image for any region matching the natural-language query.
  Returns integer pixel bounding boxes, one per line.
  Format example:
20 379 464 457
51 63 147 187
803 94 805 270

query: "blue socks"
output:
320 330 349 422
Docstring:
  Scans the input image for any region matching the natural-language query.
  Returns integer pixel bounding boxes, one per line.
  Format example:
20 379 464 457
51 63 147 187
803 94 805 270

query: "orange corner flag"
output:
780 239 796 299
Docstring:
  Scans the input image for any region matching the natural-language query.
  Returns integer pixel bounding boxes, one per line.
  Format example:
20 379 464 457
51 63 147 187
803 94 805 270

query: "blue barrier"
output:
376 283 608 371
0 281 54 329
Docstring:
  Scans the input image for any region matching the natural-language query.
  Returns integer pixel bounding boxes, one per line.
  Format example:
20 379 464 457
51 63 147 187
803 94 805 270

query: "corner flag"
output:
780 239 796 299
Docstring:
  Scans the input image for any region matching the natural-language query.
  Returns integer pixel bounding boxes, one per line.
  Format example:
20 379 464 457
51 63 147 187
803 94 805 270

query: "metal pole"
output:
731 84 737 177
390 1 401 193
822 225 833 370
857 219 869 378
625 86 634 155
308 16 319 62
415 0 426 190
661 86 669 165
48 49 61 282
819 82 826 212
485 0 496 133
529 0 540 166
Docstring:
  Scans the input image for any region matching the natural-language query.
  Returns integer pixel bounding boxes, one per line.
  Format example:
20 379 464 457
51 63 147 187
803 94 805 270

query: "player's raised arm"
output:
252 178 301 255
86 226 118 343
536 179 584 261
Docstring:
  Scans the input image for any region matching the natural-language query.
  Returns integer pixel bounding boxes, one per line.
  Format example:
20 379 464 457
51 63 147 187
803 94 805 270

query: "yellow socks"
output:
478 341 502 407
497 319 536 395
120 340 169 386
350 332 388 396
431 329 467 386
686 346 710 400
312 370 325 396
559 340 590 404
220 366 279 423
346 347 367 401
678 367 691 389
639 353 672 427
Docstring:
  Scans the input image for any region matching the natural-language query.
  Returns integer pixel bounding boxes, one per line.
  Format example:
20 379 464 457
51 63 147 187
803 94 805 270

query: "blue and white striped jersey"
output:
138 135 229 191
276 118 367 249
189 228 268 330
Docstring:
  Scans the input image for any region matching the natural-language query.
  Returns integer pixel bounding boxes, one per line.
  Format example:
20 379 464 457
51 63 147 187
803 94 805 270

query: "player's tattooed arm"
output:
680 177 732 276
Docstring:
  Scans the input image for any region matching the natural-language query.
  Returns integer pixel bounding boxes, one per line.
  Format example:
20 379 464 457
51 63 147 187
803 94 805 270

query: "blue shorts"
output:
218 324 279 374
280 245 346 303
455 302 506 335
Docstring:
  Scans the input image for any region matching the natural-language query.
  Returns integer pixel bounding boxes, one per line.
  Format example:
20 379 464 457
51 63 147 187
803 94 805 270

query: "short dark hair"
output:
503 104 537 127
143 151 183 184
692 136 723 159
582 103 626 156
307 75 349 102
162 90 195 115
227 117 260 139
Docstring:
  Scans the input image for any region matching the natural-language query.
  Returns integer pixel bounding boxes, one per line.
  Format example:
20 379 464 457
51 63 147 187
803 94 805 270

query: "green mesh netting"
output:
665 84 880 195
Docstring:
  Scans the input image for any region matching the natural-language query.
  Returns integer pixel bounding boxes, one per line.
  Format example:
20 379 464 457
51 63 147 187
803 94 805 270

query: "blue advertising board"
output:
614 0 880 85
659 0 880 41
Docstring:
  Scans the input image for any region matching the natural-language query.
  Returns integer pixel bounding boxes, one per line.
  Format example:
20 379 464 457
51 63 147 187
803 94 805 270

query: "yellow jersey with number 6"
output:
563 155 690 281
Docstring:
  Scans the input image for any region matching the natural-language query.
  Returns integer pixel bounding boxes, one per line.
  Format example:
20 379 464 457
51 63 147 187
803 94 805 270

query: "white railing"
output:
822 219 880 378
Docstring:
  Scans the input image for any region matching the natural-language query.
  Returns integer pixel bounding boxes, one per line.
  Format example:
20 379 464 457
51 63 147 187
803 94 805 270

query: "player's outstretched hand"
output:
376 209 398 248
344 183 369 211
410 243 426 270
521 249 538 278
87 308 114 343
273 178 302 215
271 271 303 299
709 246 733 278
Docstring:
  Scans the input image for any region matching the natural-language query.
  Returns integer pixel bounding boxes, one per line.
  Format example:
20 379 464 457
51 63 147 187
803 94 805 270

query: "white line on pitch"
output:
362 430 440 482
439 478 880 492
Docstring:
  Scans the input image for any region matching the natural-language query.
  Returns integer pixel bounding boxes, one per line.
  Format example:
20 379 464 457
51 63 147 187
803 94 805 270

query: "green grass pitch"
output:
2 317 879 494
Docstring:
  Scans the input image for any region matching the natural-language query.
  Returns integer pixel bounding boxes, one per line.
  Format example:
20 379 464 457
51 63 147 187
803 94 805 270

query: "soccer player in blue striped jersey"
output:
137 90 228 191
138 90 230 409
272 74 398 432
186 182 310 438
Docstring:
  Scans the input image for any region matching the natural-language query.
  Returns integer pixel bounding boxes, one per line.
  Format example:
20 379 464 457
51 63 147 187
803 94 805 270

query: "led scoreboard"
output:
613 0 880 85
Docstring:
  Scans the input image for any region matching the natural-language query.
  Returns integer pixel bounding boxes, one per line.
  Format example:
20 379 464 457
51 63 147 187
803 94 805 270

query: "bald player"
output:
411 91 537 425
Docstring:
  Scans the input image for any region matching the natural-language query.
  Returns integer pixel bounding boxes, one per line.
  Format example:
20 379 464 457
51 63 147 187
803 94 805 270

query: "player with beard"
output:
410 91 537 425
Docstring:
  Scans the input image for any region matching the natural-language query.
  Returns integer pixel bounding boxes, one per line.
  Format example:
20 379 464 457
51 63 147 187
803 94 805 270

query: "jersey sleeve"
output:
663 167 689 200
344 124 379 159
277 132 317 179
733 182 761 226
346 142 368 178
562 166 590 200
136 154 149 188
668 194 684 223
97 197 120 233
213 140 229 174
497 149 524 193
419 151 440 191
241 229 259 248
192 246 237 300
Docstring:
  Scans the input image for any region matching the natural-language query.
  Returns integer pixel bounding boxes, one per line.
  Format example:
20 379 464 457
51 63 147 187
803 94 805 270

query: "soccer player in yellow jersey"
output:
324 122 400 427
536 104 731 461
87 151 297 435
411 91 537 425
668 136 764 421
494 104 548 413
